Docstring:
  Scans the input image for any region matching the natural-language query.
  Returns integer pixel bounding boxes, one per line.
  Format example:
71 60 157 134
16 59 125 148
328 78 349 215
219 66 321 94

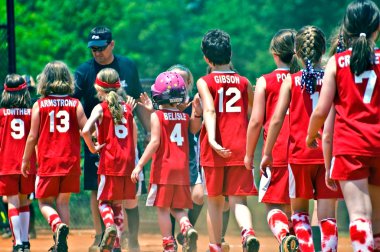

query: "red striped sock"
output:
99 202 114 228
320 218 338 252
267 209 289 243
48 214 62 232
291 212 314 252
8 208 21 245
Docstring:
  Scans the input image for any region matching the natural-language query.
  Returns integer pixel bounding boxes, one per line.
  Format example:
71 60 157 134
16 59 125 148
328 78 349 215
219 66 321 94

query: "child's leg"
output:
8 194 22 246
311 200 322 251
291 198 314 252
39 197 69 251
370 184 380 252
317 198 338 252
267 204 290 242
98 200 117 251
157 207 175 251
229 195 259 251
171 208 198 252
340 179 373 252
111 201 124 249
222 199 230 242
39 197 61 232
56 193 71 226
124 198 140 250
207 195 224 245
18 194 30 244
188 183 204 226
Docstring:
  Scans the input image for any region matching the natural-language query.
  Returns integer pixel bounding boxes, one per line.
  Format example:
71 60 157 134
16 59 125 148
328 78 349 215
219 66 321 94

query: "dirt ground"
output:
0 229 354 252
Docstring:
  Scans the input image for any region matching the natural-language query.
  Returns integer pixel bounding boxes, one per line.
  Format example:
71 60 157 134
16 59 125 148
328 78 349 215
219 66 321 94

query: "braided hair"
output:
295 26 326 94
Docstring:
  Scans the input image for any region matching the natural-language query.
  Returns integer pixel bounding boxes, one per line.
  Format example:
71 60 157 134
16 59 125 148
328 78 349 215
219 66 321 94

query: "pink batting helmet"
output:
151 71 186 105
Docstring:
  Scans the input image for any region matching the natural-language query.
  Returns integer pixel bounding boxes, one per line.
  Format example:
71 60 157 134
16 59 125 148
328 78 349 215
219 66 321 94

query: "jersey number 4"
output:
355 70 377 104
170 123 184 146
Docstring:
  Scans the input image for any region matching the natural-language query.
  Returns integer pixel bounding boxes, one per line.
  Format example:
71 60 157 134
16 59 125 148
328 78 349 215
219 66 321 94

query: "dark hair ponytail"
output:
343 0 380 75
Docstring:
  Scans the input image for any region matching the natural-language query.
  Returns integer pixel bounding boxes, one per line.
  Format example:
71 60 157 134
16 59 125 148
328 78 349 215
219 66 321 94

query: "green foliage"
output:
7 0 354 84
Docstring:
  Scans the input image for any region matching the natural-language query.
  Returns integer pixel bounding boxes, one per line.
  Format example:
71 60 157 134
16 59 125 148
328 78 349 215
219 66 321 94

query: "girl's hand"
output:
131 166 143 183
21 160 30 178
306 132 321 148
125 96 137 111
325 169 338 191
138 92 154 112
192 95 203 117
89 143 106 154
244 155 254 170
209 140 232 158
260 154 273 178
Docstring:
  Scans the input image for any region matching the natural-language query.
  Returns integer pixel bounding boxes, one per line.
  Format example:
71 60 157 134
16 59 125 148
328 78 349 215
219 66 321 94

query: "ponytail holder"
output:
4 82 28 92
359 33 366 38
95 77 121 89
301 59 324 95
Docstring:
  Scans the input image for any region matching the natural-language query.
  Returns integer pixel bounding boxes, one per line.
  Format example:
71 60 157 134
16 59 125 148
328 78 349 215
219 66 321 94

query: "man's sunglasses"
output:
90 44 109 52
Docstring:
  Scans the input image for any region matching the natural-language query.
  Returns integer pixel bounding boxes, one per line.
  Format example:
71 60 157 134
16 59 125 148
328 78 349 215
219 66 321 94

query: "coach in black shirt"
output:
74 26 147 252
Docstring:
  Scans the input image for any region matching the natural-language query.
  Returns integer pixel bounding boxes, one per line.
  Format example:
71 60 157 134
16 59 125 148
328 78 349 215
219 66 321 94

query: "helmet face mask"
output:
151 71 187 106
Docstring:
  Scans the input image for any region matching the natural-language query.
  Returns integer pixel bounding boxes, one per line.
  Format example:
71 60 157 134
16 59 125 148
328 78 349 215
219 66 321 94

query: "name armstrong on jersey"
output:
40 99 78 108
3 108 31 116
163 112 187 121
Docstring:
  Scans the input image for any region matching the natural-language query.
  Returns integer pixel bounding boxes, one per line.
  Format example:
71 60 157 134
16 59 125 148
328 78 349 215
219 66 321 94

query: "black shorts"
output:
83 148 99 191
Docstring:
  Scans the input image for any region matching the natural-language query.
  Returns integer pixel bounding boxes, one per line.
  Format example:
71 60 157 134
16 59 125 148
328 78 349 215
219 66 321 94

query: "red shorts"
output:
331 155 380 186
146 184 192 209
288 164 342 199
203 166 258 197
0 174 35 196
259 166 290 204
97 175 136 200
35 174 80 199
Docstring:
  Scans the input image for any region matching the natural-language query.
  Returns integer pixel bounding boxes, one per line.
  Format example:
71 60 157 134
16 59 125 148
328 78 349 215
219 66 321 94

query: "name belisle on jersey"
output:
39 98 78 108
163 112 187 121
3 108 31 116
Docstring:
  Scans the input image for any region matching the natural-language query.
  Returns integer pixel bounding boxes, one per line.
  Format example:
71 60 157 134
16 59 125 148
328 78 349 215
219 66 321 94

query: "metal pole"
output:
6 0 16 74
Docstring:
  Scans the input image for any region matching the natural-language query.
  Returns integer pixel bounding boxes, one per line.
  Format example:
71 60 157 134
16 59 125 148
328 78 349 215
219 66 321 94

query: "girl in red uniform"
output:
261 26 341 252
22 61 87 252
82 68 137 252
197 29 258 252
307 1 380 251
245 29 299 252
131 71 201 252
0 74 35 252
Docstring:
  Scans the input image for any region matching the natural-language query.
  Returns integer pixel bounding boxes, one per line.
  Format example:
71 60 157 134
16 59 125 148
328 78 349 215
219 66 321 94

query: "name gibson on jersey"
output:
163 112 187 121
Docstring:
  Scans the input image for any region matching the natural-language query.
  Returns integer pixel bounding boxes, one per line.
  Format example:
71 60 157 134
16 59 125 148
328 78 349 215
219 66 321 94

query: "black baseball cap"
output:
87 26 112 47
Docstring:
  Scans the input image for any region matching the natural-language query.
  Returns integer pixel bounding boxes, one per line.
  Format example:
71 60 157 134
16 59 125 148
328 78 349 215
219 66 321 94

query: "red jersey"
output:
262 69 290 166
288 71 323 164
0 108 36 175
333 49 380 156
199 71 250 167
37 95 81 176
150 109 190 185
96 101 135 176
